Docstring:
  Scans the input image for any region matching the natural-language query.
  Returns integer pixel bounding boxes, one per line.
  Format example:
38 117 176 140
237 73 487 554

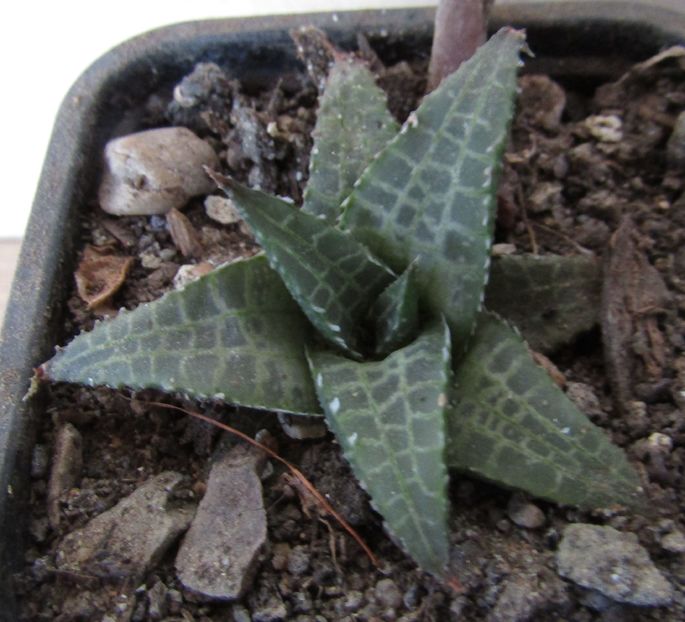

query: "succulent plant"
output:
41 29 642 578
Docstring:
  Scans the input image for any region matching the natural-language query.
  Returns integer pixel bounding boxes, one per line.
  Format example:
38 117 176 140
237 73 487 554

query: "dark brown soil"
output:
13 35 685 622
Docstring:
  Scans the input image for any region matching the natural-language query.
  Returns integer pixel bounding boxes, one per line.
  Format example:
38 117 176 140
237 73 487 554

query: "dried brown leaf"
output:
75 245 133 311
601 217 670 411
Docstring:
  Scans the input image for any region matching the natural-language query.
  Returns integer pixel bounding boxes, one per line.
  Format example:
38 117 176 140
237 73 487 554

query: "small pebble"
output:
271 542 291 571
205 195 242 225
491 243 517 256
566 382 603 417
31 444 49 479
666 110 685 170
506 493 545 529
375 578 403 609
140 253 162 270
287 545 311 576
173 262 214 289
146 580 168 620
343 590 364 612
585 115 623 143
661 530 685 554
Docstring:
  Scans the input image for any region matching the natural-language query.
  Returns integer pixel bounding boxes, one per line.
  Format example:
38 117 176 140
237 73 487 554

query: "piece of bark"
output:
166 207 203 258
47 423 83 528
601 217 670 413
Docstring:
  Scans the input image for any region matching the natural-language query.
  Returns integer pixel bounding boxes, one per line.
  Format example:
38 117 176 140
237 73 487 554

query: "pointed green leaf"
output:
368 262 420 356
302 57 399 224
214 174 394 357
43 255 321 415
308 319 452 576
340 29 525 346
446 313 643 509
485 254 602 352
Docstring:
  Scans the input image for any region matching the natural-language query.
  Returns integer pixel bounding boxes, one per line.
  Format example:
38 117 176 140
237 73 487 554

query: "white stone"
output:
585 115 623 143
205 195 242 225
99 127 219 216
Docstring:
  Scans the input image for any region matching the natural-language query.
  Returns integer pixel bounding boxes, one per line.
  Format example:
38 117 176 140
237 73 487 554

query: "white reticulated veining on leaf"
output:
308 319 452 576
302 57 399 225
44 255 321 415
446 313 643 510
340 29 526 348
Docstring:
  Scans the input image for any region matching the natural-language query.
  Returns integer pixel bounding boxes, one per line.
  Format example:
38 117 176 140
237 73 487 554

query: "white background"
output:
0 0 438 239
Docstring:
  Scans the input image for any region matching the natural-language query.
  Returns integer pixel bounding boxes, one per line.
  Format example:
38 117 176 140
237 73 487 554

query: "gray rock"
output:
287 545 311 576
506 493 545 529
661 530 685 553
249 577 288 622
667 110 685 170
47 423 83 528
175 441 268 601
556 523 673 606
489 576 549 622
56 471 194 582
375 578 403 610
231 604 252 622
99 127 219 216
173 62 229 109
147 580 168 620
566 382 603 417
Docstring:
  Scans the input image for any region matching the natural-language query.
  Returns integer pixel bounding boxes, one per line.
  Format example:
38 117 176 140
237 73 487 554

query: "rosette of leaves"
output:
41 29 642 578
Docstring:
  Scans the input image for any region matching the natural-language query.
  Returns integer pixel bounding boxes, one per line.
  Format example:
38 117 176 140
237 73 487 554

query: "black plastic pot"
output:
1 2 684 617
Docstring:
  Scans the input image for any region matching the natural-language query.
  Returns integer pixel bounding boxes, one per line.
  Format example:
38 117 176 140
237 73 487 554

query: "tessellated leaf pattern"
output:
308 319 452 575
340 29 526 347
302 57 399 224
446 313 643 509
44 255 321 415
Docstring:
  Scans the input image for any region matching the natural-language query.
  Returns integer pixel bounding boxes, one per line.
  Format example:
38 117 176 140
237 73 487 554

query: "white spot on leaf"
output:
329 397 341 415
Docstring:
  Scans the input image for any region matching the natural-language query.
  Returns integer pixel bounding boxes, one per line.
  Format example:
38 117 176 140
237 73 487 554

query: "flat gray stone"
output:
56 471 194 582
99 127 219 216
175 442 268 601
556 523 673 607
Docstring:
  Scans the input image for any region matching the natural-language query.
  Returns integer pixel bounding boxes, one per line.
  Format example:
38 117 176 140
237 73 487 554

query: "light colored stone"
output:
556 523 673 606
506 493 545 529
278 412 328 439
375 578 403 609
491 243 517 256
667 110 685 170
175 440 268 601
173 262 214 289
205 195 241 225
56 471 194 582
566 382 603 417
585 115 623 143
99 127 219 216
661 530 685 554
